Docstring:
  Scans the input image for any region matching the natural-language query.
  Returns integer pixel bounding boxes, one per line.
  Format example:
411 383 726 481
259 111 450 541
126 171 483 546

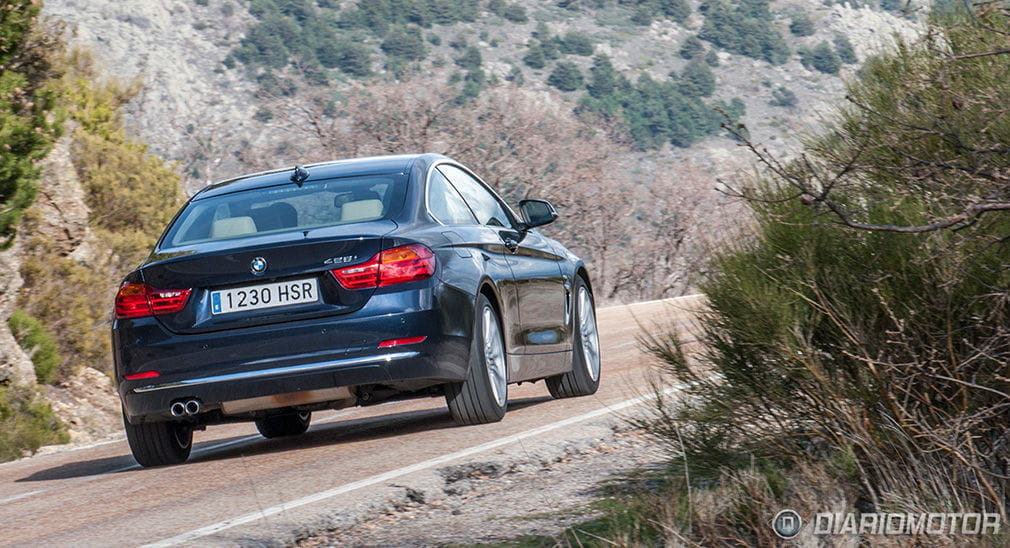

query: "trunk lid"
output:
140 220 395 334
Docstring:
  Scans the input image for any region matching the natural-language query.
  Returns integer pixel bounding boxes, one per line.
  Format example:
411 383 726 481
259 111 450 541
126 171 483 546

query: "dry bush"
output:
636 5 1010 545
252 75 719 301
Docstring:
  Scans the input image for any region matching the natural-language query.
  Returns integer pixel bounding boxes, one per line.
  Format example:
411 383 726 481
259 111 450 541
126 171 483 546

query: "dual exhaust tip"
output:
170 399 202 417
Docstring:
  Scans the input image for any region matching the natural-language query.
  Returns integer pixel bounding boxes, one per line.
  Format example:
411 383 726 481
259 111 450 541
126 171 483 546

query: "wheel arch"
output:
575 265 593 297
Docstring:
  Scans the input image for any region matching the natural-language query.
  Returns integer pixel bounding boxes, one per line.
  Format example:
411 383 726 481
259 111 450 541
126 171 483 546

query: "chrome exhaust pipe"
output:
184 399 201 415
170 402 187 417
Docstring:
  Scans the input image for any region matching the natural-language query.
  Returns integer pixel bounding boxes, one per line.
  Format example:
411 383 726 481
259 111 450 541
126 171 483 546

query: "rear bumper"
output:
114 287 474 423
118 346 464 423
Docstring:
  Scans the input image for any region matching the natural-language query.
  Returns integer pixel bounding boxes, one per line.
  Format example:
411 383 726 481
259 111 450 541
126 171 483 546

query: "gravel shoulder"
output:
294 425 667 547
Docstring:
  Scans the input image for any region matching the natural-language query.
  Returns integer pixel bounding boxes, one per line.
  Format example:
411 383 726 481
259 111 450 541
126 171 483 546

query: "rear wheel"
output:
547 277 601 398
124 415 193 467
255 411 311 439
445 294 508 425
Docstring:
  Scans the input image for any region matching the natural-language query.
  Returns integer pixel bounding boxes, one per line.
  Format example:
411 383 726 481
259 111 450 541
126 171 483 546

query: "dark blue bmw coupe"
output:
112 153 601 466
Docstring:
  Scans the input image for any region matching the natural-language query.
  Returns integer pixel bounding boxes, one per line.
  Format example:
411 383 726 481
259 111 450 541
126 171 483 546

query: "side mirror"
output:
518 199 558 229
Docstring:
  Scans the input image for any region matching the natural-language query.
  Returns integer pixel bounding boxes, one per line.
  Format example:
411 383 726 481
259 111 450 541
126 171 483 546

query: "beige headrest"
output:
340 199 383 222
211 216 257 239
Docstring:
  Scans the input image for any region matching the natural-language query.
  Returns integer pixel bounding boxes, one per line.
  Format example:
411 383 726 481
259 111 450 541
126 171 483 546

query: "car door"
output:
437 165 569 359
426 166 523 359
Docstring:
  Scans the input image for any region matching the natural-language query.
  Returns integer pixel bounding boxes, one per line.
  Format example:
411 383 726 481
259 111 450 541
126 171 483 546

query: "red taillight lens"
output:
115 282 191 319
331 244 435 289
148 289 191 315
378 336 428 348
123 371 160 380
331 257 381 289
115 282 151 319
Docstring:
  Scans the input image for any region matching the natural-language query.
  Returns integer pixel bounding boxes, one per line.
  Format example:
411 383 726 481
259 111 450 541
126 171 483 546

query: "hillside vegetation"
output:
564 3 1010 544
226 0 867 150
0 1 181 460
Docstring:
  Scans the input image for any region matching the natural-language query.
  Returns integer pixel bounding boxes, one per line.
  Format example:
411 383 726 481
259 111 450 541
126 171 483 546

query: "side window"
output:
427 169 477 225
437 165 514 228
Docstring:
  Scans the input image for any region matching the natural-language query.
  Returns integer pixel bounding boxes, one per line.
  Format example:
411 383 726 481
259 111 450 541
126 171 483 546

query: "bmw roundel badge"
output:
250 257 267 274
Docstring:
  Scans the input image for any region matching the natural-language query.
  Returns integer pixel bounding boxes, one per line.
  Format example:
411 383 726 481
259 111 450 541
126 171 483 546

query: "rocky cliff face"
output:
0 133 121 445
42 1 926 187
45 0 261 190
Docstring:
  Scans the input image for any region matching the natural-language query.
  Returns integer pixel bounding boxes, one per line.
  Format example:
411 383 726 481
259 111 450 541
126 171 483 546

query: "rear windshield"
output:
161 173 407 248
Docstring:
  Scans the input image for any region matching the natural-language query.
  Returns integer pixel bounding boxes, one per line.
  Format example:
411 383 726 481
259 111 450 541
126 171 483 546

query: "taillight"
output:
331 244 435 289
378 336 428 348
115 282 192 319
123 371 160 380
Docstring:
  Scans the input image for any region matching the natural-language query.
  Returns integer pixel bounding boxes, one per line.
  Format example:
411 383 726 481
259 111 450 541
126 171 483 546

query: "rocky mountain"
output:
43 0 924 189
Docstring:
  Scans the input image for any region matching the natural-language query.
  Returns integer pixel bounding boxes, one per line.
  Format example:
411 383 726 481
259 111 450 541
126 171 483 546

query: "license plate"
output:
210 278 319 315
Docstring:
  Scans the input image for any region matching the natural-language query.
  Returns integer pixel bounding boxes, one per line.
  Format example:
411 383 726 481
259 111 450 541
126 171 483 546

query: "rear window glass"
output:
161 173 407 247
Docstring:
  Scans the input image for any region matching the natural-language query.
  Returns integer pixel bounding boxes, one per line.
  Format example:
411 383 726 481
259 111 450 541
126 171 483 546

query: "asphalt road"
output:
0 296 704 547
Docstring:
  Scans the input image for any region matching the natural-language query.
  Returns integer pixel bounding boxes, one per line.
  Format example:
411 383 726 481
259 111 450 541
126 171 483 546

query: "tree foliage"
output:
7 309 60 384
17 53 182 381
699 0 789 64
624 0 691 25
0 0 64 247
0 383 68 462
645 6 1010 541
788 12 815 36
381 25 427 61
799 41 841 74
488 0 528 23
580 58 744 149
679 35 705 60
559 31 596 56
547 61 585 91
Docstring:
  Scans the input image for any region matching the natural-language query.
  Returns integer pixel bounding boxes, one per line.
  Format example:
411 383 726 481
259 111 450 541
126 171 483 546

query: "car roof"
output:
192 153 446 201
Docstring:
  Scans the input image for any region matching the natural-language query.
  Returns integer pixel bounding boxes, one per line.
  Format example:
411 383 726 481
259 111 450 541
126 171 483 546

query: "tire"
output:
255 411 311 439
445 293 508 425
123 415 193 467
547 277 601 398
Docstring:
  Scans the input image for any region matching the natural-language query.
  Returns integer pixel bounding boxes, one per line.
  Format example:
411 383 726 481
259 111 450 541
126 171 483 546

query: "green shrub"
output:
643 5 1010 541
769 85 796 107
541 36 562 60
454 45 482 70
587 54 617 98
699 0 789 64
678 59 715 97
316 39 372 77
704 48 719 66
7 310 60 384
789 12 815 36
834 33 857 64
381 25 427 61
559 31 595 56
0 0 64 247
547 61 584 91
488 0 528 23
678 35 705 59
522 42 546 69
16 64 183 380
627 0 690 25
799 41 841 74
0 383 69 462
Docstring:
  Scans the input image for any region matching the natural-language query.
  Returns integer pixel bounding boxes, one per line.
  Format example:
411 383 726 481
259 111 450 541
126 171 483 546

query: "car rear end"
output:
113 166 469 425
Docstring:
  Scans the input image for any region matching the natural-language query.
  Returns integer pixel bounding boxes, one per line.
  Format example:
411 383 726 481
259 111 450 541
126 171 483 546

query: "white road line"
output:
0 409 369 507
606 340 638 351
0 490 44 504
144 377 715 547
599 294 703 310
